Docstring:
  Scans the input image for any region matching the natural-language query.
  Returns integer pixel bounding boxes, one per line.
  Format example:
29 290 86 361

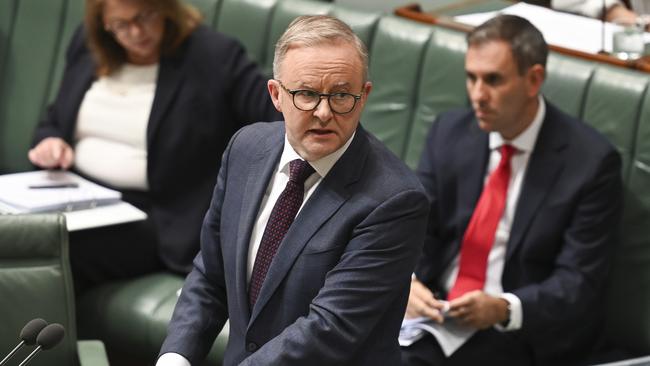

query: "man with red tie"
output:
401 15 622 366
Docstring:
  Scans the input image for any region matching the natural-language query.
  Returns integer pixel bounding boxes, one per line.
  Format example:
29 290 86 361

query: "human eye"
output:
109 20 128 32
484 73 503 86
294 90 318 100
330 92 351 101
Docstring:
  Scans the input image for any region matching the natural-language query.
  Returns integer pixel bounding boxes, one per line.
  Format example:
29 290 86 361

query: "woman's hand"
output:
28 137 74 169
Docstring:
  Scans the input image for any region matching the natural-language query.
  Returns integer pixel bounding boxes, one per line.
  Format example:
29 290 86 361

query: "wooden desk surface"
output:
394 2 650 73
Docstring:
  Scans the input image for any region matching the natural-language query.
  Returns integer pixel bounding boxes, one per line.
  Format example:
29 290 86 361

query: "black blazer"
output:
33 25 281 273
416 102 623 365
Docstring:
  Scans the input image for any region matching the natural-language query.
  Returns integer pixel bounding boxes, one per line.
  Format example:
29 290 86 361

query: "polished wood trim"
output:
394 3 650 73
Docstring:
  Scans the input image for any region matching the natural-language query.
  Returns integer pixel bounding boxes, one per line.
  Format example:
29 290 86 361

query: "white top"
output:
552 0 622 18
156 132 356 366
74 63 158 190
442 96 546 331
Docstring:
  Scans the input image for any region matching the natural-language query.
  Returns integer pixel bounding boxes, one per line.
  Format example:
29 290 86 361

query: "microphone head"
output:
19 318 48 345
36 323 65 350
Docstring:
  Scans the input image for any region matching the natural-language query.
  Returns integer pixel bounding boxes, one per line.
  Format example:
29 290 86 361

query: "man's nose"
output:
313 97 333 123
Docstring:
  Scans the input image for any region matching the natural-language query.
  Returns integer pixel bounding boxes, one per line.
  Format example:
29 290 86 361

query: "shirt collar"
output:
489 95 545 153
279 131 356 179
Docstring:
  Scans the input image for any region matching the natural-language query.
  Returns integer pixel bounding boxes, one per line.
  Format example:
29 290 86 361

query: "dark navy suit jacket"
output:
161 122 429 365
415 102 622 365
32 25 280 273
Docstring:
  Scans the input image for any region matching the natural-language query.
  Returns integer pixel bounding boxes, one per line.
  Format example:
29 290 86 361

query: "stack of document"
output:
0 170 121 213
0 170 147 231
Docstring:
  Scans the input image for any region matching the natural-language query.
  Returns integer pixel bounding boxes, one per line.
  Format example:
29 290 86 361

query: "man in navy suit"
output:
401 15 622 365
157 15 429 366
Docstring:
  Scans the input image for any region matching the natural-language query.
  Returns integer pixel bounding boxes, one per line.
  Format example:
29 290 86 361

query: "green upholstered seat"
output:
403 26 468 168
187 0 223 27
262 0 332 76
0 214 109 366
542 53 595 119
582 66 649 178
362 16 433 158
0 0 67 173
77 272 228 365
216 0 278 68
605 88 650 355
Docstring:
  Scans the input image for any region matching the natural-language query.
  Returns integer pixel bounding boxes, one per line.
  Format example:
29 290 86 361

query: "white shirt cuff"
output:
156 353 191 366
495 292 522 331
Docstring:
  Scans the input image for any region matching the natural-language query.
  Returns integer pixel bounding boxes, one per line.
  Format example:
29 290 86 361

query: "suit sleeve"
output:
158 128 243 364
220 37 282 125
414 118 443 286
513 148 622 338
239 189 429 365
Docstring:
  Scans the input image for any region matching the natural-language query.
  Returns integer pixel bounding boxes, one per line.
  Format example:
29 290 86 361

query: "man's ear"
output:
526 64 545 98
268 79 282 112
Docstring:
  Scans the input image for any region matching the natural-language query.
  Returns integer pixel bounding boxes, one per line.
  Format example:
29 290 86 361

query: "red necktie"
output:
448 144 516 300
249 159 315 307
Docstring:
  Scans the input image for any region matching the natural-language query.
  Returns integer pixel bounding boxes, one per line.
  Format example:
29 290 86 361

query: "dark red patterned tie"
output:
249 159 315 307
448 144 516 300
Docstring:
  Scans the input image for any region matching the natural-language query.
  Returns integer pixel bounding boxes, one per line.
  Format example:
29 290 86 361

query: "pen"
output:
28 183 79 189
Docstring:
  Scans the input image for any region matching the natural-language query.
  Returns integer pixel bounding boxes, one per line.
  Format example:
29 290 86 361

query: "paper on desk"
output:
63 201 147 231
0 170 121 213
399 316 475 357
454 2 650 54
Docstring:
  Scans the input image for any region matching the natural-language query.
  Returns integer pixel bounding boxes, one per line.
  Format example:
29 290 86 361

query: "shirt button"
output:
247 342 258 352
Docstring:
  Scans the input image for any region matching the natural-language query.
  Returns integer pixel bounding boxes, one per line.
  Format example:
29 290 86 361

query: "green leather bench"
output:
0 214 109 366
2 0 650 364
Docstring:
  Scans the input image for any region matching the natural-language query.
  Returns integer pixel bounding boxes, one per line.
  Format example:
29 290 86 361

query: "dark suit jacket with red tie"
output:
414 101 622 365
160 122 429 365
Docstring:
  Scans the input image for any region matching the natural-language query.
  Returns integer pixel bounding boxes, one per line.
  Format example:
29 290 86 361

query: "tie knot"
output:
500 144 516 162
289 159 315 185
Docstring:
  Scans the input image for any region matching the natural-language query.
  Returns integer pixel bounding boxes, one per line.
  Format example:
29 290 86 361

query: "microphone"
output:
17 323 65 366
0 318 48 366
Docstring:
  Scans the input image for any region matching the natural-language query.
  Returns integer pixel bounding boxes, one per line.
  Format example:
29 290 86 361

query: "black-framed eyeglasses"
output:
277 80 363 115
105 9 160 38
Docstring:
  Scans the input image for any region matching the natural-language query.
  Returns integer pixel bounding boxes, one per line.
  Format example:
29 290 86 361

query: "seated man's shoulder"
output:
549 103 618 157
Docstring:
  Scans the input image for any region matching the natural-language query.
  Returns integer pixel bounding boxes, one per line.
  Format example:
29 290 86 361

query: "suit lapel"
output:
146 52 185 146
234 131 284 323
248 127 368 326
440 121 490 271
506 105 567 260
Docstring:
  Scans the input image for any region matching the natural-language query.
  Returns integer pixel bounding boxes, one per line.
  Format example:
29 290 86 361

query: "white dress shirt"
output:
156 132 355 366
440 96 546 333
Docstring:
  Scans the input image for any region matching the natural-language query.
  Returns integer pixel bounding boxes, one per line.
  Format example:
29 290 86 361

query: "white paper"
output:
399 316 476 357
63 201 147 231
0 170 121 213
454 2 650 54
0 171 147 231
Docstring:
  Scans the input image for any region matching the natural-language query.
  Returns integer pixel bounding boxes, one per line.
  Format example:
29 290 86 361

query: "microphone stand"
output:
0 341 25 366
17 346 42 366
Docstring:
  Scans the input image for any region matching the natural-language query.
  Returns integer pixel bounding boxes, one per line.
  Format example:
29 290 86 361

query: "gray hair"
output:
272 15 369 82
467 14 548 75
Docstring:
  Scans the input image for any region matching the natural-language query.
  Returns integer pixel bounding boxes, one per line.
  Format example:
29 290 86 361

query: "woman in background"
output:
29 0 280 292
